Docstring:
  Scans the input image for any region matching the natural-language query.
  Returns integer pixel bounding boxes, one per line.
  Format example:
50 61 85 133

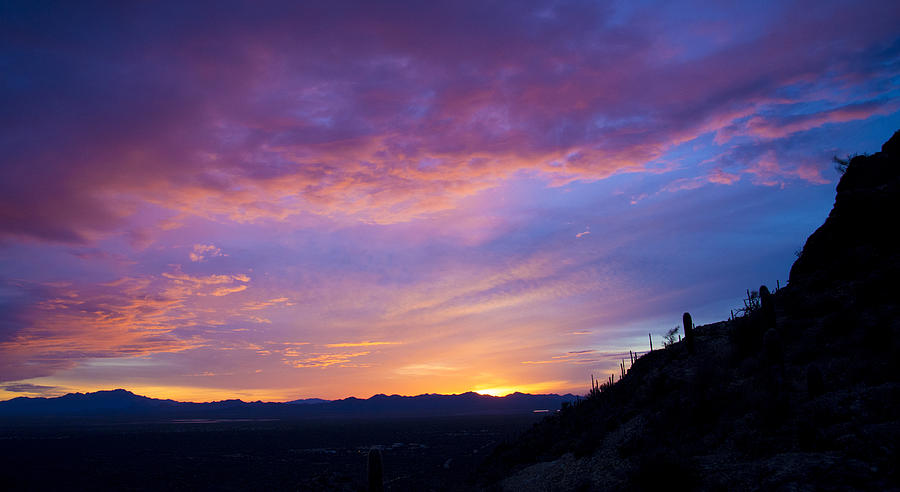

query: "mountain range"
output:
0 388 577 419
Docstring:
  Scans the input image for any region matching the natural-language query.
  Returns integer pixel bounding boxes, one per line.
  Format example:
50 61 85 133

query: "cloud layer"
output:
1 0 899 400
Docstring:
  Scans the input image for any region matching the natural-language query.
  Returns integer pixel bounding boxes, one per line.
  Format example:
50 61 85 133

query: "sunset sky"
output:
1 0 899 402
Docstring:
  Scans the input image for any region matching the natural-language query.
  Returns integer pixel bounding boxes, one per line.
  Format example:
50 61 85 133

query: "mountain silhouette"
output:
480 130 900 491
0 389 576 419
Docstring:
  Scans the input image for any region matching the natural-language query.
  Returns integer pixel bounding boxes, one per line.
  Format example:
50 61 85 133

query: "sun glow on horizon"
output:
472 380 577 397
473 387 518 397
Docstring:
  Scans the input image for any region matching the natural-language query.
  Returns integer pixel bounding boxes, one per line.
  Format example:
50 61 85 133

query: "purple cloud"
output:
1 0 897 243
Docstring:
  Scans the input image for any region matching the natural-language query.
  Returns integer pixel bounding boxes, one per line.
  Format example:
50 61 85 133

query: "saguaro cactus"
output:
759 285 776 329
368 448 384 492
683 312 694 353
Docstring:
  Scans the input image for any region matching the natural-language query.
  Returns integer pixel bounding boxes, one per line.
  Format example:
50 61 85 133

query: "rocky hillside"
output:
478 131 900 491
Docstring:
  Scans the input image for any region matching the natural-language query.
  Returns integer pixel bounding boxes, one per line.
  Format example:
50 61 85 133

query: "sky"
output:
1 0 899 402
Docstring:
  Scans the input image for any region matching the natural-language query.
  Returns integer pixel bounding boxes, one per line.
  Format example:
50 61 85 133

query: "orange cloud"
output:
393 363 460 376
189 244 225 262
283 351 372 369
208 284 248 297
324 341 401 348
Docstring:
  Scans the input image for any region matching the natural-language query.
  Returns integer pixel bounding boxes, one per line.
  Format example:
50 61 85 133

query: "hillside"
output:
479 131 900 491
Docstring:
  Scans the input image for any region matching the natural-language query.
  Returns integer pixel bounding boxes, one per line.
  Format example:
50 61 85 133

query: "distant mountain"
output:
285 397 331 405
0 388 577 419
0 389 180 415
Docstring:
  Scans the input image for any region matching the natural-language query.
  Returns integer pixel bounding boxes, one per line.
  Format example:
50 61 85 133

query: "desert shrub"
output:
663 326 679 347
833 153 867 175
739 289 761 316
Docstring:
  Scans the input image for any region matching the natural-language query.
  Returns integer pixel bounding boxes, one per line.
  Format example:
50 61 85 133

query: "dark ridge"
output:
478 130 900 491
0 389 577 419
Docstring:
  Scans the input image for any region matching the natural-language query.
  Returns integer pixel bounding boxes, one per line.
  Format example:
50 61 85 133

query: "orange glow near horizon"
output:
0 374 592 402
472 380 578 397
473 387 518 397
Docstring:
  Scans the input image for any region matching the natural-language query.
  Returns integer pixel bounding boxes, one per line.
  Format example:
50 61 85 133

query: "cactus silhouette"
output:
368 448 384 492
683 312 694 353
759 285 776 329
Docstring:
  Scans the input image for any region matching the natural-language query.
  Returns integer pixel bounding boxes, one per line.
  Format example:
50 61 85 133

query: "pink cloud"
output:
190 244 225 262
744 100 899 140
2 1 896 244
283 351 372 369
744 151 829 187
708 169 741 185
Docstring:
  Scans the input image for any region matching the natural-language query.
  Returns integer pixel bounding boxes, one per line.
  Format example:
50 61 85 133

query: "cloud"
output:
394 363 460 376
162 271 250 286
208 285 248 297
744 151 829 187
576 230 591 238
283 351 371 369
521 348 638 366
1 1 897 243
707 169 741 185
160 269 251 297
380 251 606 327
189 244 225 262
743 100 899 140
0 266 255 382
241 298 292 311
2 383 62 396
0 279 202 382
324 341 401 348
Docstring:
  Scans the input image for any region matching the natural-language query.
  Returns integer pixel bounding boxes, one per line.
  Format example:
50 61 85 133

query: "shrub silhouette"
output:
663 326 679 347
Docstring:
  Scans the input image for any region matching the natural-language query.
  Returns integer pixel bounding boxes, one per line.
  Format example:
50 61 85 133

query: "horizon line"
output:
0 387 581 404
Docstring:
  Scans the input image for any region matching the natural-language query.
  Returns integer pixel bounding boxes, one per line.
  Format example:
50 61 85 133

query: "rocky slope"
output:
478 131 900 491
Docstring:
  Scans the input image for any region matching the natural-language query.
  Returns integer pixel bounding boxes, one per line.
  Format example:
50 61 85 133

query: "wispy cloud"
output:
2 383 64 397
324 341 401 348
394 363 460 376
209 284 248 297
283 351 372 369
